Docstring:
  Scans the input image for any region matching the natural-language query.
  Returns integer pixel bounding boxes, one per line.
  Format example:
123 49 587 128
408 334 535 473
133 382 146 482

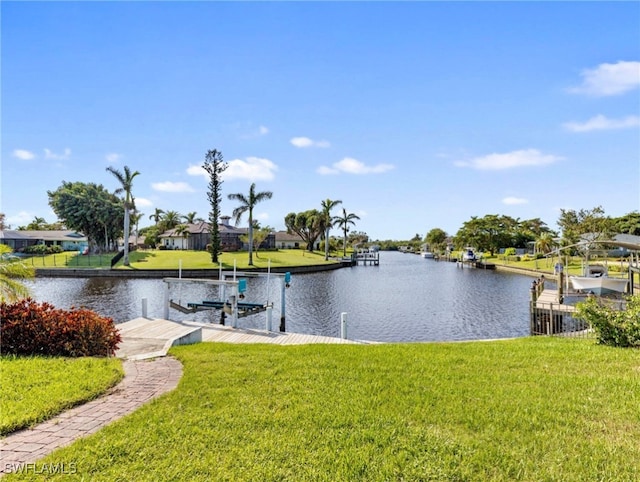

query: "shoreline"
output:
35 262 347 278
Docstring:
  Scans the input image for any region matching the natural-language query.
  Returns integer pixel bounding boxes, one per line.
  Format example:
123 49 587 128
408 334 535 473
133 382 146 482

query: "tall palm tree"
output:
320 199 342 260
0 245 34 302
149 208 165 226
130 210 144 248
334 207 360 257
228 183 273 266
106 165 140 266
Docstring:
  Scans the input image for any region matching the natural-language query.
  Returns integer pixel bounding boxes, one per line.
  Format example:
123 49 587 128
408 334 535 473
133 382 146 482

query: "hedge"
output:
0 299 121 357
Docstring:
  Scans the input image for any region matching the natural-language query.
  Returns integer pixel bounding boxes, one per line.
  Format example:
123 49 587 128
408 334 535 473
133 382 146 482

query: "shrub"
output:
576 294 640 348
23 245 64 255
0 299 121 357
504 247 517 256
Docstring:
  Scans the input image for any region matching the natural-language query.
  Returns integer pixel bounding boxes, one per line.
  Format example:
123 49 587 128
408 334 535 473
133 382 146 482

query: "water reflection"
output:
24 252 534 342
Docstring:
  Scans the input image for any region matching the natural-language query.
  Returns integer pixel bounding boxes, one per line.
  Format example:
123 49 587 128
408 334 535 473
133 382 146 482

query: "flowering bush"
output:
576 294 640 348
0 299 121 357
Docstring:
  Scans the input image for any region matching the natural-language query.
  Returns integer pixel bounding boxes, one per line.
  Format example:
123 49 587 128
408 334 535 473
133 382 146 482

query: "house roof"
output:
274 231 304 242
0 230 87 242
159 222 247 238
0 230 33 241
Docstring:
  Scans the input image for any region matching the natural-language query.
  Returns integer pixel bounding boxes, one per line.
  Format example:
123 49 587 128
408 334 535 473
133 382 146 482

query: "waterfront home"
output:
159 217 275 251
0 230 88 252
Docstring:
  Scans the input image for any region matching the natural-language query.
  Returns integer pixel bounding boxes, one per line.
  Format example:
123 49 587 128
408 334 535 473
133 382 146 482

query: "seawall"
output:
35 263 346 279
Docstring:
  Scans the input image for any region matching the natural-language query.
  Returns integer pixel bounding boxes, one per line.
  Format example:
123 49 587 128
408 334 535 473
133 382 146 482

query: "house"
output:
159 217 275 251
0 230 88 252
274 231 320 250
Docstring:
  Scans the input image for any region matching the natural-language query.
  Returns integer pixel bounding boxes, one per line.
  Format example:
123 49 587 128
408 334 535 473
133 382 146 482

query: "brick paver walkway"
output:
0 357 182 476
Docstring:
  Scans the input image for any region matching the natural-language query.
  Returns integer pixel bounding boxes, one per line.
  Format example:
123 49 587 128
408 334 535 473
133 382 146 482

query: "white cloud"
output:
151 181 195 193
134 197 153 208
225 157 278 181
188 157 278 182
259 125 269 135
316 165 339 175
290 136 331 148
186 164 207 177
44 148 71 160
568 60 640 96
106 153 122 163
454 149 562 170
502 197 528 205
12 149 35 160
563 114 640 132
318 157 395 175
6 211 33 226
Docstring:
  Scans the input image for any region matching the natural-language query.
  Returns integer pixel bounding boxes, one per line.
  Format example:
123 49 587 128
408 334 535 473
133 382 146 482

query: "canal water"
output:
24 251 535 342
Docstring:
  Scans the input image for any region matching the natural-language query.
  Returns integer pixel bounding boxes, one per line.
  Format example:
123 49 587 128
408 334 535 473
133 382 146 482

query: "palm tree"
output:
183 211 204 224
106 165 140 266
320 199 342 260
160 210 182 232
0 245 34 302
334 207 360 257
228 183 273 266
149 208 165 226
130 210 144 249
174 224 190 249
535 233 556 255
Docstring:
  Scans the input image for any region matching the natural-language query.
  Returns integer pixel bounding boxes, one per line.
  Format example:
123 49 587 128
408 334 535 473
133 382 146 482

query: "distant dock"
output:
355 249 380 266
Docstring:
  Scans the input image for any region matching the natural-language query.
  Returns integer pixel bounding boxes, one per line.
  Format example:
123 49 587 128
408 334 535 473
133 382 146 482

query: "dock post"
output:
142 298 148 318
557 271 564 303
279 277 286 332
266 306 273 332
530 280 538 303
341 312 348 339
163 282 170 320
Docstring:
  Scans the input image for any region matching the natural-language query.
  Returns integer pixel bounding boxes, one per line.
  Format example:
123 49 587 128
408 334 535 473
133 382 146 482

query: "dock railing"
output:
529 300 593 338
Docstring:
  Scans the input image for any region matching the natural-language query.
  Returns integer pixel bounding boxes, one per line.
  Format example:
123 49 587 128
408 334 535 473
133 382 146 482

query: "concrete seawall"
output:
35 263 346 279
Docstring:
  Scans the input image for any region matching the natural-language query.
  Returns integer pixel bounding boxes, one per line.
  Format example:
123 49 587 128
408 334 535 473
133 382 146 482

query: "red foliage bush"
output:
0 298 121 357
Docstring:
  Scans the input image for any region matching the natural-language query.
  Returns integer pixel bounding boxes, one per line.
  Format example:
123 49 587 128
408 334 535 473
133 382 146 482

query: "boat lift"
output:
163 270 292 331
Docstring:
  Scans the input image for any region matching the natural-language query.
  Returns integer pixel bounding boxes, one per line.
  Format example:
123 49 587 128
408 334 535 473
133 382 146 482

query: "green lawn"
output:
25 249 340 270
120 248 340 270
0 356 123 435
12 338 640 481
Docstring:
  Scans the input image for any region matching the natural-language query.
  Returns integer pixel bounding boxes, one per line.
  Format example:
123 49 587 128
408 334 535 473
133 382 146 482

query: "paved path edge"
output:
0 356 183 475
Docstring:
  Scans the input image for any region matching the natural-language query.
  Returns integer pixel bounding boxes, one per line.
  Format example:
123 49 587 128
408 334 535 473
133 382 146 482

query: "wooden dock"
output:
116 317 374 359
530 288 590 337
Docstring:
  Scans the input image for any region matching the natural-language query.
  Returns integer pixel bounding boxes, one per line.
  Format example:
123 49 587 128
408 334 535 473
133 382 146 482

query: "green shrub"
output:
576 294 640 348
23 245 64 255
0 299 122 357
504 247 516 256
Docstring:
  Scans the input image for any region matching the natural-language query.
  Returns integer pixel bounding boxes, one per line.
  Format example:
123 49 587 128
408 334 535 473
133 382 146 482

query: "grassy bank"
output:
0 356 123 435
15 338 640 481
120 248 338 270
26 249 339 270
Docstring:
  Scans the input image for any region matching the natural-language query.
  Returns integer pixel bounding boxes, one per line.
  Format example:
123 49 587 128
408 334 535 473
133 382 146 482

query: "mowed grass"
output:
120 248 339 270
21 249 338 270
16 338 640 482
0 356 123 435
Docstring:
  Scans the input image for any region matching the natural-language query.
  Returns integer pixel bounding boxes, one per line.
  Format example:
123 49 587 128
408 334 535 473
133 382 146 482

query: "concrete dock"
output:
116 317 373 360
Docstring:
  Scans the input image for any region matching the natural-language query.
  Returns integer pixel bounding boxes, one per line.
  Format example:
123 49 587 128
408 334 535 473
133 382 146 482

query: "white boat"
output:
462 248 477 262
420 251 434 259
569 265 628 295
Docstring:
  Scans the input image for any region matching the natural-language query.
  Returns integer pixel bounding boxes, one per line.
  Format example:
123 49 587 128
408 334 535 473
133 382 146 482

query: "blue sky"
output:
2 1 639 241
